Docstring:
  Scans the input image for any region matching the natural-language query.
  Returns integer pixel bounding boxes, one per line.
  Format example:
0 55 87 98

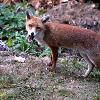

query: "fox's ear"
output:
26 11 32 19
41 15 50 23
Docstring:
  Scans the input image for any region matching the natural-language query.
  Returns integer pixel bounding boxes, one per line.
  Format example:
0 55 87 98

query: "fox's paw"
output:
77 74 89 79
46 67 56 72
82 74 89 78
47 62 53 66
46 66 61 73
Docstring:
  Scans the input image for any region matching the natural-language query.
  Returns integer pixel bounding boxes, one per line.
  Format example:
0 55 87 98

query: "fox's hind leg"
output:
80 53 95 77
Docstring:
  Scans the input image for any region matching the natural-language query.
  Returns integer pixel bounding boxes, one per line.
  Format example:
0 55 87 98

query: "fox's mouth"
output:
27 34 34 42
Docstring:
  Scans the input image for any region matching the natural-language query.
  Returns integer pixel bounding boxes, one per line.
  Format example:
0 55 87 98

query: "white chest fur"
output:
34 32 46 46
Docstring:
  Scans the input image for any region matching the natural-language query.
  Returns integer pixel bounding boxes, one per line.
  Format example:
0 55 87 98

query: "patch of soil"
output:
46 0 100 32
0 51 100 100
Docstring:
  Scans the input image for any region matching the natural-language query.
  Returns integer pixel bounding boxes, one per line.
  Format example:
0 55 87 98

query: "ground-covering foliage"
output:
0 3 50 57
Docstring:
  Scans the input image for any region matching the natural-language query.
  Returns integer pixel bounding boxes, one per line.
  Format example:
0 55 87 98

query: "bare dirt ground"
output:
0 51 100 100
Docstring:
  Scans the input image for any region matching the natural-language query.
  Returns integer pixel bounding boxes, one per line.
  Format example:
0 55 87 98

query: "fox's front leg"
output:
48 46 59 72
47 54 53 66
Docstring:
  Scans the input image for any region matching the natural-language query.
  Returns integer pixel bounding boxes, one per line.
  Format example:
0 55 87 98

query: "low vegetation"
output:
0 3 50 57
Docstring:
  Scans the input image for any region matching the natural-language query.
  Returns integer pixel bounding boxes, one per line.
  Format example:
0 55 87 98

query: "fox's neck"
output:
34 31 46 46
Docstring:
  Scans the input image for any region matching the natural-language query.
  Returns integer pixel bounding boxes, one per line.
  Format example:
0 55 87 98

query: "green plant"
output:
0 75 14 89
0 4 26 49
58 89 75 97
39 47 51 57
93 94 100 100
0 3 51 56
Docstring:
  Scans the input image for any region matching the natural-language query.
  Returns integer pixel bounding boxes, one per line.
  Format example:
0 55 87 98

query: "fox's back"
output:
44 22 100 50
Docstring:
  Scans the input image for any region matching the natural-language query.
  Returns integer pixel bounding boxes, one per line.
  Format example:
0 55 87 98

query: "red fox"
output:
26 12 100 77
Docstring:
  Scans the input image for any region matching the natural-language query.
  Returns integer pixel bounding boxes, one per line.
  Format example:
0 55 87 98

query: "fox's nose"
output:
31 32 34 36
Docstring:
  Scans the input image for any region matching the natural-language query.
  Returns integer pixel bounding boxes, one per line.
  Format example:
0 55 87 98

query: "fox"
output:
26 12 100 77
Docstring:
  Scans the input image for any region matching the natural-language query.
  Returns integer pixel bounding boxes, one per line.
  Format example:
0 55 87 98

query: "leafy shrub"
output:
0 3 50 56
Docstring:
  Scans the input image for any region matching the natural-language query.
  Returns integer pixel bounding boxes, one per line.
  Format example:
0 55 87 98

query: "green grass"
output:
58 89 75 97
0 75 15 89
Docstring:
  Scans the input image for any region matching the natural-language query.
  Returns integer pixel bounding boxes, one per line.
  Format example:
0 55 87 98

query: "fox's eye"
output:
29 24 33 28
36 26 41 29
36 27 42 31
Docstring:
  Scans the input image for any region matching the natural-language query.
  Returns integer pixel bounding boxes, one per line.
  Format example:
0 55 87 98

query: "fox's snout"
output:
27 32 35 42
30 32 34 36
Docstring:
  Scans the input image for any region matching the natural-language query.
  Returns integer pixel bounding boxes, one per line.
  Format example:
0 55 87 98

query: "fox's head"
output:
26 11 50 43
